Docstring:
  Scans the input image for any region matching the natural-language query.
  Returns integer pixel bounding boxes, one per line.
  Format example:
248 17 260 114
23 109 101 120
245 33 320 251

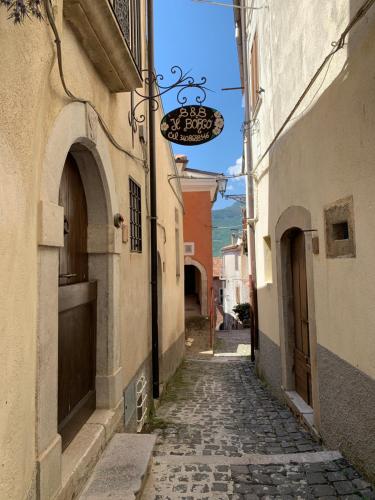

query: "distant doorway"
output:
290 229 312 406
184 264 202 316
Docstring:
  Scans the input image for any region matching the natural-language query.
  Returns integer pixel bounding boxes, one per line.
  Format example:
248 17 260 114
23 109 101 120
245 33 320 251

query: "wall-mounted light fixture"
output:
216 176 228 198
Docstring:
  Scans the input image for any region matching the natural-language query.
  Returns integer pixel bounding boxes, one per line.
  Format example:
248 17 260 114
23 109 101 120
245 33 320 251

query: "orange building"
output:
176 155 223 319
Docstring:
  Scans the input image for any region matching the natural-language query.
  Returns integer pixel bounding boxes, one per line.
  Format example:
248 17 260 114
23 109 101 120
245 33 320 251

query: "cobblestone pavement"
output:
142 332 375 499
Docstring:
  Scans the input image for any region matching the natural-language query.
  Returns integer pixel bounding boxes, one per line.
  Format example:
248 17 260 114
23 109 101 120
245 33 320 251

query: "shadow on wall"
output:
258 0 375 480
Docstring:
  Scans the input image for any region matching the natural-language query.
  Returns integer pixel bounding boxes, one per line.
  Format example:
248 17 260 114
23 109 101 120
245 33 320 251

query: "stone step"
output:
79 433 157 500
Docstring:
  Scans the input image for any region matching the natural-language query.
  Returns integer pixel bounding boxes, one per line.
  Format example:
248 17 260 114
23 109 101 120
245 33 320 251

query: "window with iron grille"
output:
113 0 142 69
129 178 142 252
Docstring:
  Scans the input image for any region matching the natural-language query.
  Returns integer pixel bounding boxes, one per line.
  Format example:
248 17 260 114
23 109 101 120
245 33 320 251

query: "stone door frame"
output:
275 206 320 427
36 102 123 499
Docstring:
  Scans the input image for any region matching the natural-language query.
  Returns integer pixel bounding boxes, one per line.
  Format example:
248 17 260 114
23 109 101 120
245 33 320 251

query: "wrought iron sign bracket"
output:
129 65 211 132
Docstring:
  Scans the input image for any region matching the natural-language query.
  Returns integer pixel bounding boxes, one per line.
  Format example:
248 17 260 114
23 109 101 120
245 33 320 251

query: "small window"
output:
264 236 273 283
235 254 239 271
219 288 224 305
129 178 142 252
250 32 261 113
184 242 195 256
332 222 349 240
324 196 355 258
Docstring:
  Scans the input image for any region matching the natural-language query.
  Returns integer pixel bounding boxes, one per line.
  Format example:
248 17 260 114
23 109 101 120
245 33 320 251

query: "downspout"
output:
238 0 258 360
148 0 159 399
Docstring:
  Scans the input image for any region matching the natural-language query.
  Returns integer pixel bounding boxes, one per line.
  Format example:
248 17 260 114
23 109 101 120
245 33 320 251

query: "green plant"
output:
233 302 251 325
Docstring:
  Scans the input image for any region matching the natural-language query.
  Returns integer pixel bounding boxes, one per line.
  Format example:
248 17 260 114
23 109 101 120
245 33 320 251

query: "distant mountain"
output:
212 202 243 256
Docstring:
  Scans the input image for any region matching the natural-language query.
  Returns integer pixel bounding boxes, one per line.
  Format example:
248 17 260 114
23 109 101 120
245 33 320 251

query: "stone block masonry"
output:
142 352 374 499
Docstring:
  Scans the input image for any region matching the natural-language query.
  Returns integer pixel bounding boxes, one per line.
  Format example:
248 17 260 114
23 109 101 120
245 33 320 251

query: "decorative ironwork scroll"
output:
129 66 211 131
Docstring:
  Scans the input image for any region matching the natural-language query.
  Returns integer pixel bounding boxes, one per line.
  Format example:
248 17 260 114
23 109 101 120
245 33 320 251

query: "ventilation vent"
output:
184 242 195 256
136 375 147 432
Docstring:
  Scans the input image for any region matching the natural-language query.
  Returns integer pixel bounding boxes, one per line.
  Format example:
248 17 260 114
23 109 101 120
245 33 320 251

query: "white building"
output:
221 237 249 329
235 0 375 480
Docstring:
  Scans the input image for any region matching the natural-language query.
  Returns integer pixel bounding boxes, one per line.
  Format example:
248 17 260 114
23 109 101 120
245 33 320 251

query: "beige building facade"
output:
0 2 184 499
236 0 375 481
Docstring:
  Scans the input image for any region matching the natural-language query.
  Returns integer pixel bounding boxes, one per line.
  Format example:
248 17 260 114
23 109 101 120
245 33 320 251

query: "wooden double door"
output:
58 154 97 450
290 230 312 406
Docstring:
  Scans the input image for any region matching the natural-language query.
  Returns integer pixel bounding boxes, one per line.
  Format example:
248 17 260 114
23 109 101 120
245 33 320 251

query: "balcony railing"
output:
112 0 142 70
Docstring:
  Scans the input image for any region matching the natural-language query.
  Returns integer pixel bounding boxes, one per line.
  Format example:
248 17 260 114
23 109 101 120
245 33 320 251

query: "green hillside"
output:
212 202 243 256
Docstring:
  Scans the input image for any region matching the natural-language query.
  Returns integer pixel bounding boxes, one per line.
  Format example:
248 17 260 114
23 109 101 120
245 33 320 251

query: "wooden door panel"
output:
59 154 88 286
58 154 96 450
58 281 97 450
291 231 312 406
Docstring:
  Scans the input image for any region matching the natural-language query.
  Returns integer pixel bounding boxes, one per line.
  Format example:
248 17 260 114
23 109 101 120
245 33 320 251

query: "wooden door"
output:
58 154 96 450
291 231 312 406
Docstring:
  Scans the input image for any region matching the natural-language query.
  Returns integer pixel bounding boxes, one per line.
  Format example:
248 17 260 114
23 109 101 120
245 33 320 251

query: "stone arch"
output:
275 206 320 426
36 102 123 499
184 257 208 316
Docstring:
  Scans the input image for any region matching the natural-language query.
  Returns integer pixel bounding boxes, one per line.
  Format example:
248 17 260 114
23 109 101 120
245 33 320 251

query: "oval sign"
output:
160 105 224 146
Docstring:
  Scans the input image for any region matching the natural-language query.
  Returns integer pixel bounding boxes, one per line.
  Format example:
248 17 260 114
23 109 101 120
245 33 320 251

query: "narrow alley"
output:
143 331 375 499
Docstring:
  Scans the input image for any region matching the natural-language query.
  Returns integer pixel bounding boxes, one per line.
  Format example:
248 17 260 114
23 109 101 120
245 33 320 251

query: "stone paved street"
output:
142 331 375 499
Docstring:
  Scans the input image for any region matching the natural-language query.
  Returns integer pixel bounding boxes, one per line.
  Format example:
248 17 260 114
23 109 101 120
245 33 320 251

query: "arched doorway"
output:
275 206 319 423
184 257 208 316
36 102 123 499
58 153 97 449
184 264 202 316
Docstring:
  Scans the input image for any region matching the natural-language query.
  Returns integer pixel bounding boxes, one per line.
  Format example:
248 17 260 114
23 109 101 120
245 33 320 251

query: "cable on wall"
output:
43 0 146 168
253 0 375 176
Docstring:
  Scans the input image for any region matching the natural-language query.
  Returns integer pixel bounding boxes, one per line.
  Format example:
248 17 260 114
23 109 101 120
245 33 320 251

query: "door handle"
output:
59 273 77 279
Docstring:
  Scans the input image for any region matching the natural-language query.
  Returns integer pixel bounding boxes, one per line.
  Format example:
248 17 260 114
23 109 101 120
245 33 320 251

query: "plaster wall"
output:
245 0 375 378
242 0 375 477
183 191 213 316
0 1 183 498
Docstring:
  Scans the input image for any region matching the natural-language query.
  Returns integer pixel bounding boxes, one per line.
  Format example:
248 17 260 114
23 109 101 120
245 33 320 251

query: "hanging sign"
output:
160 105 224 146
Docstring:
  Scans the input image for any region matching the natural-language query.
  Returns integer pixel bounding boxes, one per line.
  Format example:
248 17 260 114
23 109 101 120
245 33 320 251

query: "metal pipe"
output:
239 0 258 360
148 0 159 399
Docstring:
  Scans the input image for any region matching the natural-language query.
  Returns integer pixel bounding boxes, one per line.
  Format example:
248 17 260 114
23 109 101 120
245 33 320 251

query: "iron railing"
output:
112 0 142 70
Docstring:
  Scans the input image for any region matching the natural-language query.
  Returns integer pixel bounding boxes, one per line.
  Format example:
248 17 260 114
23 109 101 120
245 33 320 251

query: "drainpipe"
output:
148 0 159 399
239 0 258 361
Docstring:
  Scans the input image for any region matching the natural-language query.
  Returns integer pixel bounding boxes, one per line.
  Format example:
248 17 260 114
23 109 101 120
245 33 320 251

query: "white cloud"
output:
227 157 244 181
226 184 234 191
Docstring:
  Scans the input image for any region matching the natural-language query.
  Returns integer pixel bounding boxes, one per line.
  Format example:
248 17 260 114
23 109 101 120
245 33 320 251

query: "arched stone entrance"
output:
184 257 208 316
36 102 123 499
275 206 320 426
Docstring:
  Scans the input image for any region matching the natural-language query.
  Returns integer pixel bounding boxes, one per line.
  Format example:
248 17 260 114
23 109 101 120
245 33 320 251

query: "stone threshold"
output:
154 450 342 466
284 390 321 441
58 402 123 500
79 433 157 499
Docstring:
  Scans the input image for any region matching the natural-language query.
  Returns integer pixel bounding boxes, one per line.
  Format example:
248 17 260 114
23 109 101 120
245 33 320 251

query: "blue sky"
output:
154 0 245 209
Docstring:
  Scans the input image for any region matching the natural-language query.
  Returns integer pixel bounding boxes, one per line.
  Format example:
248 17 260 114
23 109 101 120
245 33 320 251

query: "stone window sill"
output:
64 0 142 92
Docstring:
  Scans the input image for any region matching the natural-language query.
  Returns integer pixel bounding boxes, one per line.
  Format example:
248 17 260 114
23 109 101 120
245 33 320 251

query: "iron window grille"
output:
112 0 142 69
129 178 142 252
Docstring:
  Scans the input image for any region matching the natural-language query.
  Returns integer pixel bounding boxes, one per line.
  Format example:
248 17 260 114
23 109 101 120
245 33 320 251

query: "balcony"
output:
64 0 143 92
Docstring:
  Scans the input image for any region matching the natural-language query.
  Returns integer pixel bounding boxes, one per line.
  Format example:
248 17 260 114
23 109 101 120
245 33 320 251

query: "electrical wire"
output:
191 0 265 9
43 0 146 168
253 0 375 175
